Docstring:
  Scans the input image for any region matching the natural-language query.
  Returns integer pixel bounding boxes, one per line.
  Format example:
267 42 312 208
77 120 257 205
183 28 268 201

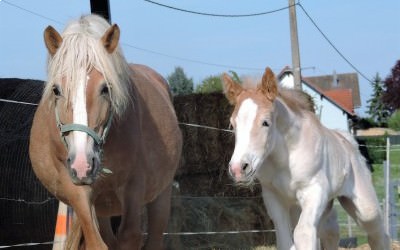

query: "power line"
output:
297 3 373 84
1 1 267 72
143 0 293 18
121 42 265 71
1 0 63 25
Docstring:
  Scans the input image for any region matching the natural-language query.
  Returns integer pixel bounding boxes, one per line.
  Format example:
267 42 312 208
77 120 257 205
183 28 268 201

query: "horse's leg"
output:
144 185 172 250
261 185 294 250
67 188 107 250
338 185 390 250
294 184 327 250
98 216 117 250
117 189 143 250
318 204 339 250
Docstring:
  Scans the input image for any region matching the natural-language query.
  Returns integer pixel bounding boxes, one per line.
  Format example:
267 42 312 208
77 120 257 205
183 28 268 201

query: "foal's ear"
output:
222 73 243 105
101 24 120 53
44 26 63 56
258 67 278 101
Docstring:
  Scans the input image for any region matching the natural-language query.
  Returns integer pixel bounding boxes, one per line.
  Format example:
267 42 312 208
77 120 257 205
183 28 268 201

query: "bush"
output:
388 110 400 131
361 136 387 164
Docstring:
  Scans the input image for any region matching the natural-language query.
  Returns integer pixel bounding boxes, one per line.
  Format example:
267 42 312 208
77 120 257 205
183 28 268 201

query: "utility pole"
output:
289 0 302 90
90 0 111 23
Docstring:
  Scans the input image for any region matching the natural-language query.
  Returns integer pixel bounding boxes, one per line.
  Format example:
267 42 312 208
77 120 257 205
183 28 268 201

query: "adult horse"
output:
222 68 390 250
29 15 182 250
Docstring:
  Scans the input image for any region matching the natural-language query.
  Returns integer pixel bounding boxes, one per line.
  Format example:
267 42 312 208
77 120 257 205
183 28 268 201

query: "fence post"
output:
384 137 391 237
390 181 398 240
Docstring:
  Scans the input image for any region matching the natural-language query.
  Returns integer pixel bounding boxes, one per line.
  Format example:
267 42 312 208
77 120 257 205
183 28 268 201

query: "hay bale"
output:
0 79 58 248
171 93 275 248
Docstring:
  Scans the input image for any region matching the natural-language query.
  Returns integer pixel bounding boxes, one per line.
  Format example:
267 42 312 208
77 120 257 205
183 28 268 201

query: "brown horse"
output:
29 15 182 250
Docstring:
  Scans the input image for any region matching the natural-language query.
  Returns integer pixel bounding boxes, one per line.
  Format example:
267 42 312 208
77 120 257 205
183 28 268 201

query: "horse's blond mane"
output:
44 14 131 115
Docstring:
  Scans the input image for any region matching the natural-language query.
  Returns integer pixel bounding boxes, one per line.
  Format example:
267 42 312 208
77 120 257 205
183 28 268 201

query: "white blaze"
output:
231 98 258 163
72 77 88 153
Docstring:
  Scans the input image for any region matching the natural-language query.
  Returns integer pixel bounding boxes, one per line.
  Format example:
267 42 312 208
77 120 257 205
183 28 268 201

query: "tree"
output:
195 71 241 94
383 60 400 111
366 73 391 127
195 75 223 93
167 67 193 95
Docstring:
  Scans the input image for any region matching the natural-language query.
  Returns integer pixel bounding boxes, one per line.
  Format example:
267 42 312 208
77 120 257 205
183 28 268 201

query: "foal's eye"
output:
100 84 109 96
262 120 269 127
52 85 61 97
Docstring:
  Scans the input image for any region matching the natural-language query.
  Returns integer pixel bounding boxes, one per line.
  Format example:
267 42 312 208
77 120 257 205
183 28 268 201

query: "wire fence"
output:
1 95 400 248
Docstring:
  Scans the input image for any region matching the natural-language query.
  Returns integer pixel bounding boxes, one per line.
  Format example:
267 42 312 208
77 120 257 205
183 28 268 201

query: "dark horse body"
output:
29 15 181 250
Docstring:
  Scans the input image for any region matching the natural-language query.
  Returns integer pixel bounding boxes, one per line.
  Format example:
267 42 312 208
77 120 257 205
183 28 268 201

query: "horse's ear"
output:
222 73 243 105
101 24 120 53
258 67 278 101
44 26 63 56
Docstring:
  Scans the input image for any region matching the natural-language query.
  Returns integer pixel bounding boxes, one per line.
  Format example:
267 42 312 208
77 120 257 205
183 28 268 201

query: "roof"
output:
323 89 354 115
302 72 360 107
278 67 357 116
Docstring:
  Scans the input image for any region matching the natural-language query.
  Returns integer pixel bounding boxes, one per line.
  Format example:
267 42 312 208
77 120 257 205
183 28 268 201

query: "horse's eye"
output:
262 120 269 127
52 85 61 97
100 84 109 96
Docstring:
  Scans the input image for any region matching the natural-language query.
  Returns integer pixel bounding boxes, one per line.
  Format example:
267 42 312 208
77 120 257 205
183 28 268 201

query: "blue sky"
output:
1 0 399 115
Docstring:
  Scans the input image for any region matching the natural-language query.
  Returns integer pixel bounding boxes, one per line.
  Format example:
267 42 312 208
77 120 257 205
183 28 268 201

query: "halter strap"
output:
55 107 113 148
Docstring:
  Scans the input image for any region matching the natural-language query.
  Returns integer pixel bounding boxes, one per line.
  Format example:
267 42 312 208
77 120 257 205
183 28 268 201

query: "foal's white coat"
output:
223 68 390 250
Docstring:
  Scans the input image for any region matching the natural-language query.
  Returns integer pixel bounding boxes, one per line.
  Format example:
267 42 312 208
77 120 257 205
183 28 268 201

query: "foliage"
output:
362 136 387 164
195 74 223 93
167 66 193 95
366 73 391 127
383 60 400 111
229 70 242 84
195 71 241 94
388 110 400 131
353 117 378 130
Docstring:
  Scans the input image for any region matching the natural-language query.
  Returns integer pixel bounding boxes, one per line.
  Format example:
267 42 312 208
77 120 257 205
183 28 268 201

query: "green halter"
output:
55 107 113 149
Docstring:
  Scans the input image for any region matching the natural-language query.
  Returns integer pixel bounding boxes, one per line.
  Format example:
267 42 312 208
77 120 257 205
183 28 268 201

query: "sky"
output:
0 0 399 116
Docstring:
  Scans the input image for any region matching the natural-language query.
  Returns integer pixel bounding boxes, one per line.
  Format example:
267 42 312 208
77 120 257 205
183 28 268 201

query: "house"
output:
278 67 359 133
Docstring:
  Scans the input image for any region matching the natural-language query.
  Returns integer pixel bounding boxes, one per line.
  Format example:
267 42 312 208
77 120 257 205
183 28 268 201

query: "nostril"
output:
242 163 249 171
67 156 72 167
71 168 77 178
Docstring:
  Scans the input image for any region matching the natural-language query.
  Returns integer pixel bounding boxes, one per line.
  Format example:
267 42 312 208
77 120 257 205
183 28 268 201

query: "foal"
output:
222 68 390 250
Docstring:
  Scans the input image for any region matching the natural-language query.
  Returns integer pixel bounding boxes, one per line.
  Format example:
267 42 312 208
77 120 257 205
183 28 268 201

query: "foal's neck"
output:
274 98 303 147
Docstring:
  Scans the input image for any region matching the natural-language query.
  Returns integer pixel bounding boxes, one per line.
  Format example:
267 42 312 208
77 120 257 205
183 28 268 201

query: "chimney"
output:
332 70 339 88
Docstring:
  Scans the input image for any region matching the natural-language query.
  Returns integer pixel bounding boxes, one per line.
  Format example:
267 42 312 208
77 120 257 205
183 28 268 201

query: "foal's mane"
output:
44 15 132 116
278 88 315 114
241 77 315 114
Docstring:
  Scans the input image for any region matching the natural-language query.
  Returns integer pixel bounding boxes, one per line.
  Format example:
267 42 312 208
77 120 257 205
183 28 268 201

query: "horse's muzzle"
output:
67 151 100 185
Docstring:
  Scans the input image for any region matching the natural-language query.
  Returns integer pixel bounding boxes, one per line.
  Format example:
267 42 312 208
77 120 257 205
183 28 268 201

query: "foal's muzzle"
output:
228 161 254 183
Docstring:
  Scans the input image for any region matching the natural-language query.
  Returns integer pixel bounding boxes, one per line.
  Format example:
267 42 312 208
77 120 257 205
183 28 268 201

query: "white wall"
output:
280 74 349 131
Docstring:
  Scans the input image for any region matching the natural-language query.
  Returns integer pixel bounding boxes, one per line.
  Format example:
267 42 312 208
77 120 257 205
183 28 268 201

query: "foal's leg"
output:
318 204 339 250
294 184 328 250
144 185 173 250
339 182 390 250
261 185 294 250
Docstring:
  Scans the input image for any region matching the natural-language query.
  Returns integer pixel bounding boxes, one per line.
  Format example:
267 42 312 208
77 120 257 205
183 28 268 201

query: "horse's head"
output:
43 15 130 185
223 67 278 184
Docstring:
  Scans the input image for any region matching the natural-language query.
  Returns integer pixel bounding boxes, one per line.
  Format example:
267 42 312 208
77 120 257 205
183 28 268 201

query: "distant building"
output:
278 67 359 133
